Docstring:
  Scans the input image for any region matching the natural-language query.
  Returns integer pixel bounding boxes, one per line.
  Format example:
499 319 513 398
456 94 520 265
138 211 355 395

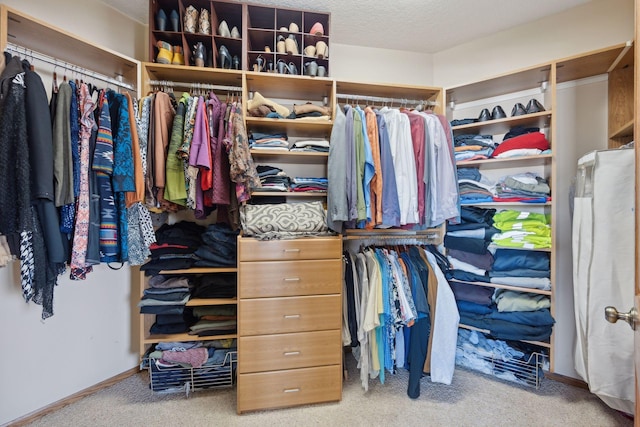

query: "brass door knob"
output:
604 306 637 330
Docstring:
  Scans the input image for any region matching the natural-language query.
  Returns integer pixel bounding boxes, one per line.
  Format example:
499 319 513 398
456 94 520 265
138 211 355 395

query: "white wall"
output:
433 0 634 88
0 0 146 425
553 76 609 378
330 43 434 86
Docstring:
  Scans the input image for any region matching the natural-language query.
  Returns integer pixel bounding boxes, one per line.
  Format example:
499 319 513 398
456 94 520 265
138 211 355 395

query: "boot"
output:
156 41 173 64
169 10 179 32
184 5 198 33
172 46 185 65
156 9 167 31
198 8 211 35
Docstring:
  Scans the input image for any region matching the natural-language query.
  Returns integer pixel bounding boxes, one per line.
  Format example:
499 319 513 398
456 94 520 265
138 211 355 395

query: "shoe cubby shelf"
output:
451 110 553 133
150 0 330 76
456 153 553 169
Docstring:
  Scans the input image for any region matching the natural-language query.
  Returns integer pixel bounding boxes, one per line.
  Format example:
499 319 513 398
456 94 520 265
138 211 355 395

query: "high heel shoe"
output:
289 22 299 33
304 61 318 76
184 6 198 33
230 26 240 39
218 45 232 69
315 41 327 59
192 42 206 67
285 34 299 55
198 8 211 35
276 35 286 54
232 55 240 70
156 9 167 31
253 55 264 72
169 10 179 32
218 20 231 38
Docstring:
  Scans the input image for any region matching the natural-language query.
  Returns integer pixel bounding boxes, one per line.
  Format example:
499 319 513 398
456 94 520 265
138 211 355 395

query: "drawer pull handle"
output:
283 248 301 253
283 277 300 282
283 388 300 393
284 351 301 356
284 314 301 319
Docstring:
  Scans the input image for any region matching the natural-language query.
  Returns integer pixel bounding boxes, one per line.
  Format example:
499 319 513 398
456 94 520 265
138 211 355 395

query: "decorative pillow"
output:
240 201 330 240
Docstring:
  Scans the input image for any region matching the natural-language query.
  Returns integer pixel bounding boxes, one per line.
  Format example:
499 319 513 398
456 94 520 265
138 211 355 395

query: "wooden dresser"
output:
236 235 343 413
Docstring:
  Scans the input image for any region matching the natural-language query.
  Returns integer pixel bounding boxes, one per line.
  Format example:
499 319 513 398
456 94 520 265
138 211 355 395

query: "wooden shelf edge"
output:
186 298 238 306
609 118 634 139
456 153 552 167
250 191 326 197
158 267 238 274
250 149 328 157
449 279 552 296
246 117 333 126
144 333 237 343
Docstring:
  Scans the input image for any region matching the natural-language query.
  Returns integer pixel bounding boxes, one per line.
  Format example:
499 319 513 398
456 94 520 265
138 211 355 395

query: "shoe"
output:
218 20 231 37
478 108 491 122
304 61 318 76
289 22 299 33
526 98 545 114
169 10 179 32
276 35 286 53
285 35 298 55
315 41 327 59
491 105 506 120
511 103 527 116
156 9 167 31
252 54 264 72
288 61 298 75
218 45 231 69
198 8 211 35
156 41 173 64
184 6 198 33
267 59 274 72
277 59 287 74
317 65 327 77
230 26 240 39
310 22 324 36
265 46 271 53
172 46 185 65
232 55 239 70
192 42 206 67
304 45 316 57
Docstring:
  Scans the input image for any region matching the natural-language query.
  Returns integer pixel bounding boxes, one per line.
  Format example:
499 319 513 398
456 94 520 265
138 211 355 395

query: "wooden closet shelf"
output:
158 267 238 274
186 298 238 306
245 117 333 134
456 154 552 168
143 62 244 87
451 110 552 133
449 279 552 296
250 191 326 197
144 333 237 344
609 119 634 139
250 149 328 163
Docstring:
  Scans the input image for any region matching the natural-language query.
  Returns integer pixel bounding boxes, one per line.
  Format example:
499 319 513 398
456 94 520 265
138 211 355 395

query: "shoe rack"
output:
149 0 330 77
150 0 243 70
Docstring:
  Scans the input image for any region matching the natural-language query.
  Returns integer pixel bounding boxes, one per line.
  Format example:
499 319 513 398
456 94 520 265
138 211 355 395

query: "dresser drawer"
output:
239 259 341 298
238 330 341 373
238 237 341 261
237 365 342 413
239 295 341 335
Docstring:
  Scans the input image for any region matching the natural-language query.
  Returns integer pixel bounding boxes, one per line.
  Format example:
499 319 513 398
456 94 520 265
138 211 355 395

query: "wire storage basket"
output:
456 349 547 389
145 350 237 396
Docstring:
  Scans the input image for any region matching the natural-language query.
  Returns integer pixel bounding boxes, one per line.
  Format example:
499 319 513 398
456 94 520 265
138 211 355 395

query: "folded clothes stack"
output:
493 172 551 203
290 138 330 153
290 177 328 193
254 165 291 192
249 132 289 150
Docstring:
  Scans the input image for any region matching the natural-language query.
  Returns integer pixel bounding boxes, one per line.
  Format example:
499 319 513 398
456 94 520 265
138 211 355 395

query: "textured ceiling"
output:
101 0 593 53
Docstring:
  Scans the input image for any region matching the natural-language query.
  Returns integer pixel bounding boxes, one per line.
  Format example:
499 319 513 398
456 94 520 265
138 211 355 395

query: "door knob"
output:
604 306 637 330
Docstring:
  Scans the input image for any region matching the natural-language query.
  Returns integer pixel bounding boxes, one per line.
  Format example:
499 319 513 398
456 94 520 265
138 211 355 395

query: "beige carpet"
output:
25 356 632 427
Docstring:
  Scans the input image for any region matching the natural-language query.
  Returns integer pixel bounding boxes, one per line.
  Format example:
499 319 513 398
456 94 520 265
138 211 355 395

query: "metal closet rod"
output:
5 42 135 91
147 79 242 92
335 92 438 107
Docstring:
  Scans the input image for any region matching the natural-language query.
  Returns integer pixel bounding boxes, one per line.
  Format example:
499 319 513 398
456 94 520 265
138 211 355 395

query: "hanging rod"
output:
343 228 443 242
5 42 135 91
147 79 242 92
336 92 438 107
